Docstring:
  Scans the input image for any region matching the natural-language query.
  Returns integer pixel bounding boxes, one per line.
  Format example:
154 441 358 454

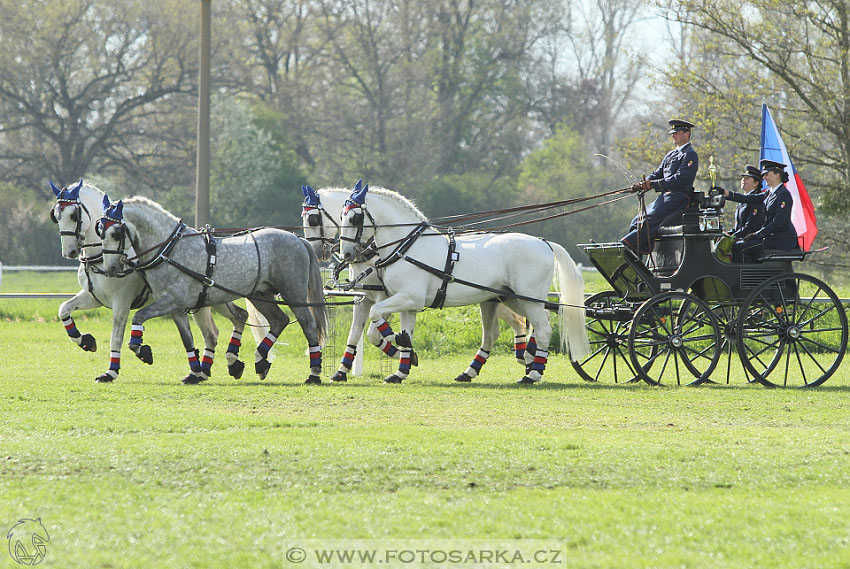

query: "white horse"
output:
302 183 533 383
50 180 252 383
338 184 590 383
98 196 328 384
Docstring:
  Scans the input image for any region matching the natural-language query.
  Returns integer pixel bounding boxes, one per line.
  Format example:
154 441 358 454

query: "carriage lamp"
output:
698 215 722 232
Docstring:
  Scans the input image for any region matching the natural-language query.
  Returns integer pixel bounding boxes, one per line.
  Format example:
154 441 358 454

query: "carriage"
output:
572 190 848 388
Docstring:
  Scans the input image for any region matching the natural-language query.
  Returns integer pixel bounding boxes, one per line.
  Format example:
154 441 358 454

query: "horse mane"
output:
321 186 428 221
121 196 181 224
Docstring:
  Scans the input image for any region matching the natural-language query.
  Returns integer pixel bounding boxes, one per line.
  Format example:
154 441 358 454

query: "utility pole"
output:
195 0 211 228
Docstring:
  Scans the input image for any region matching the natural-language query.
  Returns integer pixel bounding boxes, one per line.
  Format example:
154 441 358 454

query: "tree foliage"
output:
0 0 198 189
658 0 850 214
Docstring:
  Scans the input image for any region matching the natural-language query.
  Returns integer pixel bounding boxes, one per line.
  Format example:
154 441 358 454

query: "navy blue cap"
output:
668 119 694 134
759 159 786 174
741 164 763 180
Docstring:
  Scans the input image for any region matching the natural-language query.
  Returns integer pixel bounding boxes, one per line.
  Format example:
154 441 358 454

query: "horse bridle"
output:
302 200 340 254
339 199 379 257
50 199 95 252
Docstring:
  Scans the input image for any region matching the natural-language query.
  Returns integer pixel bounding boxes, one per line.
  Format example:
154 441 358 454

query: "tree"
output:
0 0 197 189
160 96 305 230
518 123 632 259
661 0 850 215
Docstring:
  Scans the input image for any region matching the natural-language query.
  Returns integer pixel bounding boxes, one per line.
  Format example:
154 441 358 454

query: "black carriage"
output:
573 191 848 387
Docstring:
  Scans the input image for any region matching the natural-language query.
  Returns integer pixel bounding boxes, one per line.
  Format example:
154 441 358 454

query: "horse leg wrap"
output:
372 318 400 358
187 349 202 374
523 335 538 372
333 344 357 382
225 331 244 379
519 348 548 384
96 352 120 383
200 348 215 378
309 344 322 375
63 316 96 351
255 332 277 362
62 316 81 341
514 333 528 364
457 348 490 382
128 325 153 364
385 349 412 383
255 332 277 379
225 331 241 365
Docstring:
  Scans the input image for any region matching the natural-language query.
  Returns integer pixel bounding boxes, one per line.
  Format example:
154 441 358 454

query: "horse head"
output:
49 179 93 259
340 180 374 263
97 199 130 277
301 184 336 261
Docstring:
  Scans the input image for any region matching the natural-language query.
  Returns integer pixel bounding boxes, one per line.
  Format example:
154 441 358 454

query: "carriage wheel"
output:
706 303 760 385
628 291 721 386
736 273 848 388
571 291 651 383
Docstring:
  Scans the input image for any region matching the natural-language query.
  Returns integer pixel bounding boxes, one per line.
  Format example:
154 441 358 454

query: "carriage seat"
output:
655 206 700 237
650 206 700 275
757 248 808 262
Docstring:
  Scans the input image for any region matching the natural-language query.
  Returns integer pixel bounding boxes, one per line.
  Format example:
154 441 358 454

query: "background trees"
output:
2 0 847 272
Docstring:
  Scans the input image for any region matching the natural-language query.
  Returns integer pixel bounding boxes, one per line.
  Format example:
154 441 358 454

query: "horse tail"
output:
302 238 329 346
245 300 275 361
550 242 590 361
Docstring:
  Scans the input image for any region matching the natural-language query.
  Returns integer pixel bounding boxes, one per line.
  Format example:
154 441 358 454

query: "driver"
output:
621 119 699 254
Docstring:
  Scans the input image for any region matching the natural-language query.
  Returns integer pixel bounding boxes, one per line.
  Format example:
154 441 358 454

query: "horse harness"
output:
344 210 560 311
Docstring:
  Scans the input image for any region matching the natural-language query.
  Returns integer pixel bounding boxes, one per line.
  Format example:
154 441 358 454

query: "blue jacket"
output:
730 190 765 238
727 184 798 250
646 143 699 195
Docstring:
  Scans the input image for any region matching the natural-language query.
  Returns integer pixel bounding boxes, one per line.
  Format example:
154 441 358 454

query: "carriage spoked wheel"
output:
628 291 722 386
571 291 652 384
703 303 761 385
736 273 848 388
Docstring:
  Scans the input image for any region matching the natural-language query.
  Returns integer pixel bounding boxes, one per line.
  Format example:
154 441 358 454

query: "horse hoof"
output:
134 345 153 365
80 334 97 352
411 350 419 367
384 374 404 384
95 373 115 383
255 359 271 380
305 375 322 385
182 373 205 385
228 360 245 379
395 331 412 348
517 375 539 385
331 371 348 382
454 373 472 383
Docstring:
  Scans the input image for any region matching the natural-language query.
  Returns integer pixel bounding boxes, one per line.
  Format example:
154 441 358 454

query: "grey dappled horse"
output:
98 197 328 384
50 180 250 383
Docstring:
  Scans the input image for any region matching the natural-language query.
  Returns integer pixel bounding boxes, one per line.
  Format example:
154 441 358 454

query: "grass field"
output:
2 270 850 568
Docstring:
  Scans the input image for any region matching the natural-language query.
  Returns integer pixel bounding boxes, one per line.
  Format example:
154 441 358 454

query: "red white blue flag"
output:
760 103 817 250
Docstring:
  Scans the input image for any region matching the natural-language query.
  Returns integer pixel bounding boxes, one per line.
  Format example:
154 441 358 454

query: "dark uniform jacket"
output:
646 143 699 195
727 184 798 250
729 191 766 238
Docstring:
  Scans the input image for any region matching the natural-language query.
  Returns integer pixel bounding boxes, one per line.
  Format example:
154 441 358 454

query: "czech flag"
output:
760 103 817 250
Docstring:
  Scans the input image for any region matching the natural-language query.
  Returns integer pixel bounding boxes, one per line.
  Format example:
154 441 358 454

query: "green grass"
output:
3 271 850 568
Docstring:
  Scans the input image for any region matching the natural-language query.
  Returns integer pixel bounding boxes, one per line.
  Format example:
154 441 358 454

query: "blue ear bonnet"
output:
96 200 124 238
343 179 369 212
50 179 83 204
301 185 320 209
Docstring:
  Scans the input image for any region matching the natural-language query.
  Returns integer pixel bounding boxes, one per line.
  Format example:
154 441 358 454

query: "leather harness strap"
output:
192 229 218 311
429 229 458 309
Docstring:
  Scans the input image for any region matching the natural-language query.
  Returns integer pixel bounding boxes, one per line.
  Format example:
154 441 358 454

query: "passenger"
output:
622 119 699 254
713 165 765 262
721 159 798 262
